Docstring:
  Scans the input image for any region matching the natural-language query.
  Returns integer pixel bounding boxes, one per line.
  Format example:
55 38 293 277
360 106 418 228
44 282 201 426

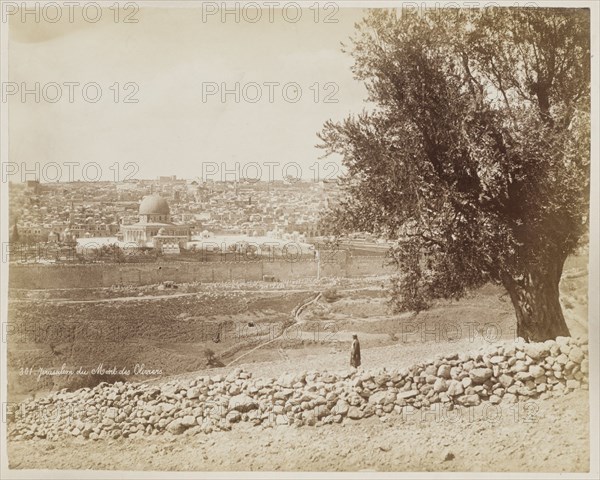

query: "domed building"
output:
139 194 171 223
119 194 190 250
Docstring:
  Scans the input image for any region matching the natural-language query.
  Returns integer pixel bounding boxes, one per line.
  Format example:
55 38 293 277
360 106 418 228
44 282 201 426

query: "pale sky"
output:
8 6 370 183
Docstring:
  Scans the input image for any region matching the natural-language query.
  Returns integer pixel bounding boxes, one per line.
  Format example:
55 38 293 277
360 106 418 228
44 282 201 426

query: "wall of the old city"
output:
8 255 395 289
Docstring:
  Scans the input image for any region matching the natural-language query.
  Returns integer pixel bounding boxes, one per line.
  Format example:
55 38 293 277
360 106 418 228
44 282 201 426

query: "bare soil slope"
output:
6 253 589 472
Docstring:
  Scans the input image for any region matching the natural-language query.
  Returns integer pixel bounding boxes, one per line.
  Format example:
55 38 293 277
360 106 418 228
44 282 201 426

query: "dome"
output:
139 194 170 215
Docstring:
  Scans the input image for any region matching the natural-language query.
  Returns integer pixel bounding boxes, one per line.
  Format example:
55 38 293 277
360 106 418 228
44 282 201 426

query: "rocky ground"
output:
6 253 590 472
7 335 590 472
7 388 589 472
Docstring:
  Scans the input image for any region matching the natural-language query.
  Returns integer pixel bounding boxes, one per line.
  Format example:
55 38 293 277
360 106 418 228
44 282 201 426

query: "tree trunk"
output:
502 260 571 342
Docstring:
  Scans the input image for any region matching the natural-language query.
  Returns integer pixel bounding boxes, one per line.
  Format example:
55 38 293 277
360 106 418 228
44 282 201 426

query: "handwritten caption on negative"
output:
19 363 162 382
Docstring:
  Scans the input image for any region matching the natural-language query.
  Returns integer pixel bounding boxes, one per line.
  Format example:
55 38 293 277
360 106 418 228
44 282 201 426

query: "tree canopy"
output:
318 8 590 341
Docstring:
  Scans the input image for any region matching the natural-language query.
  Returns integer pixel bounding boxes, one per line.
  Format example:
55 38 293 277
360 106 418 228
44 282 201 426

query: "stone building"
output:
118 194 190 249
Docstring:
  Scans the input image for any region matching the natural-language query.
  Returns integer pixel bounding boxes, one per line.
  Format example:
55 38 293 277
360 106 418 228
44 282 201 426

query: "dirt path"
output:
224 292 322 367
9 285 382 305
9 289 315 304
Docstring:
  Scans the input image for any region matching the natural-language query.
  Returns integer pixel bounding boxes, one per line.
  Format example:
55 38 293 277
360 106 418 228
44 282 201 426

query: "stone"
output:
446 380 464 397
362 404 375 418
277 374 295 388
568 346 584 364
225 410 242 423
517 386 533 396
469 368 493 384
433 378 447 393
458 395 480 407
302 410 317 426
559 343 571 355
462 360 475 372
515 372 533 382
228 394 258 413
420 384 434 395
321 373 337 383
396 390 419 400
334 400 349 416
529 365 545 379
347 407 364 420
549 345 561 357
437 365 452 379
556 353 569 365
228 385 242 396
274 389 293 401
166 419 187 435
536 384 547 393
503 393 517 403
498 374 513 388
369 391 395 405
273 405 284 415
507 385 518 394
512 360 528 373
181 415 197 427
438 393 450 403
523 343 549 360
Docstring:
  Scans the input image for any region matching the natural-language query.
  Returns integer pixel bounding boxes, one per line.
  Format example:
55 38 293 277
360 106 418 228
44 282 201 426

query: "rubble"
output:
8 336 589 441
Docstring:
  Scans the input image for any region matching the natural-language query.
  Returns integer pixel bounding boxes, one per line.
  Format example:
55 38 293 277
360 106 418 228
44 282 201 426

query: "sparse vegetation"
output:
204 348 224 368
323 288 342 303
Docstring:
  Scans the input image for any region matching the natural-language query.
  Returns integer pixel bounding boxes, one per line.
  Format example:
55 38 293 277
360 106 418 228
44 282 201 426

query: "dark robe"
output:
350 339 361 368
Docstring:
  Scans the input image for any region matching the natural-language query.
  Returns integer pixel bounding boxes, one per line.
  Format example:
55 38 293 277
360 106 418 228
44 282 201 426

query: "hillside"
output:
6 253 590 472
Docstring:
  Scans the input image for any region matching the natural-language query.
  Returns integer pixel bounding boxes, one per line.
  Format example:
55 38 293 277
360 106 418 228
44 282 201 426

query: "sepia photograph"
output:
0 1 598 477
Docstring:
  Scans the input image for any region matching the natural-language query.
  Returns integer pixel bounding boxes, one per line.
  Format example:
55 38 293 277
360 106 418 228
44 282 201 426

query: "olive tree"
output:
318 8 590 341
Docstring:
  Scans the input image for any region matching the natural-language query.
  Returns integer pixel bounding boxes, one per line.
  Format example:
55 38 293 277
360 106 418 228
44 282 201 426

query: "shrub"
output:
323 288 342 303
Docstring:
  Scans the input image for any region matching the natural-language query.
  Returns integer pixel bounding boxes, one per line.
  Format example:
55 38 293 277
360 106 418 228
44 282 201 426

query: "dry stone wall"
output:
8 336 588 440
